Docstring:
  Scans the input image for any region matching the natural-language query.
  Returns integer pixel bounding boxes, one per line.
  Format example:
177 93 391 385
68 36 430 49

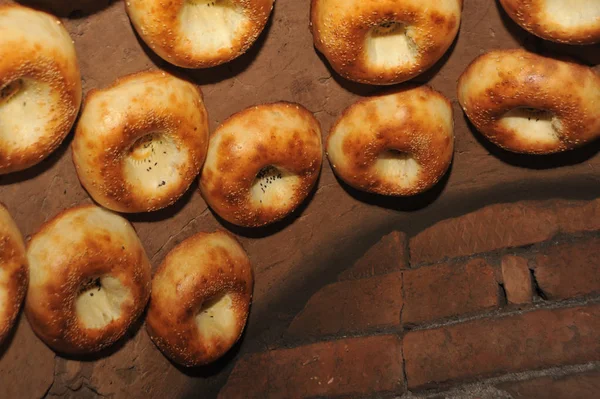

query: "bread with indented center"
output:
499 0 600 44
147 230 253 366
0 4 81 174
126 0 274 68
327 86 454 196
200 102 323 227
310 0 463 85
0 203 28 344
458 49 600 154
25 205 151 354
72 71 209 213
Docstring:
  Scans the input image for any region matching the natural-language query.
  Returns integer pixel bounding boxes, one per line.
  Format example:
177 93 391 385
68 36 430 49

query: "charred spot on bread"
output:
0 79 23 105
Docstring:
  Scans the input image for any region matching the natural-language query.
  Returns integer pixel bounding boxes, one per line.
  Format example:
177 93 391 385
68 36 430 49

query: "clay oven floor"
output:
0 0 599 397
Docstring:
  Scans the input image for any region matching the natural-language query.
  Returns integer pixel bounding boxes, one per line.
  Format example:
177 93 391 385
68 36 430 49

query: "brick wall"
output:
219 199 600 398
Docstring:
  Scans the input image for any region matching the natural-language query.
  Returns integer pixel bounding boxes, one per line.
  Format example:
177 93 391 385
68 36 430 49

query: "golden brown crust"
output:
310 0 462 85
146 230 253 367
458 49 600 154
0 4 81 174
72 71 209 213
327 86 454 196
0 203 28 344
200 102 323 227
25 205 151 354
500 0 600 45
126 0 274 68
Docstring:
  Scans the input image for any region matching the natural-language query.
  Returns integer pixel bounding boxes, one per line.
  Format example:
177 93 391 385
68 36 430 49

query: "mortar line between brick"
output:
497 281 508 307
405 361 600 399
399 271 408 392
405 234 412 269
529 267 549 301
324 388 403 399
409 229 600 271
399 336 408 394
405 295 600 332
272 295 600 351
275 328 404 351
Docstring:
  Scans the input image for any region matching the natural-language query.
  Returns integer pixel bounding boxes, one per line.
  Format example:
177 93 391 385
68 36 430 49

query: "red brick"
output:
219 335 404 398
558 199 600 234
497 371 600 399
403 305 600 389
402 259 499 325
410 199 598 264
287 273 402 338
338 231 407 281
534 238 600 300
502 255 533 304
